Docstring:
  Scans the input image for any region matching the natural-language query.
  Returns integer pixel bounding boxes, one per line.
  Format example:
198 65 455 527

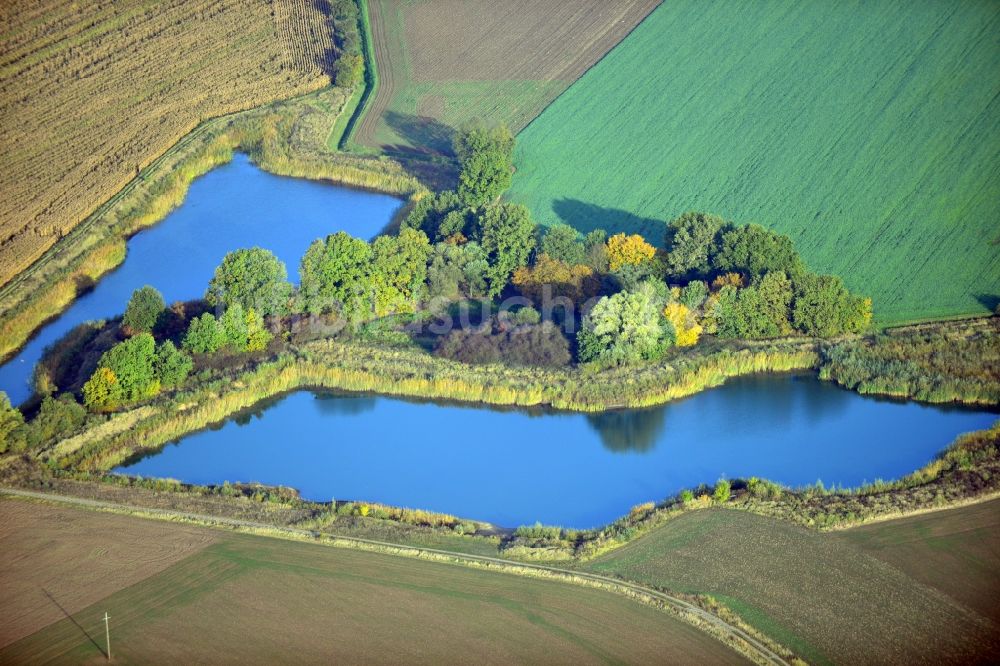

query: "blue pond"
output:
0 154 401 405
116 374 996 528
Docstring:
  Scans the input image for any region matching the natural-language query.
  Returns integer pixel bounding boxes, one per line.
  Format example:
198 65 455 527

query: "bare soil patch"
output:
0 498 215 648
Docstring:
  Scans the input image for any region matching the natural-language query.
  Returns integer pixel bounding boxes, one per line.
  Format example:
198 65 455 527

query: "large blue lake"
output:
0 154 402 405
116 375 996 528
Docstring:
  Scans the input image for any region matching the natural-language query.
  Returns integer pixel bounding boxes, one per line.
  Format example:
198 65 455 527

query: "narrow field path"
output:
1 486 789 665
352 0 392 148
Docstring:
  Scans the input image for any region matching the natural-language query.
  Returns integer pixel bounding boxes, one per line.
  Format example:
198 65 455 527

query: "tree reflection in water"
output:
586 407 666 453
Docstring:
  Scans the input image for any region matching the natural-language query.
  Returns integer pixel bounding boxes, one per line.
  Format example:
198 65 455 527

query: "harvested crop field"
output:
507 0 1000 325
0 498 216 649
0 500 747 664
0 0 335 287
837 498 1000 625
585 508 1000 665
355 0 658 154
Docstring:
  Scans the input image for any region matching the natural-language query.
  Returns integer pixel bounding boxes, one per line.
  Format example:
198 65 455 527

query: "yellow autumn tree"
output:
711 272 744 290
82 366 121 412
664 301 703 347
606 233 656 271
512 254 600 303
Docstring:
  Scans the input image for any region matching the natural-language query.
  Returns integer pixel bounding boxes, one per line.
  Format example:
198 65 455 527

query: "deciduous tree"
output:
606 233 656 272
206 247 291 316
122 285 165 334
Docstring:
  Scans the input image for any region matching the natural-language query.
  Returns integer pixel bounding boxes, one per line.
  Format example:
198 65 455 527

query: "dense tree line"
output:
35 122 874 420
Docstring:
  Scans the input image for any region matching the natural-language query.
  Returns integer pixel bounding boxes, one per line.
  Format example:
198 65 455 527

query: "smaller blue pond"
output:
116 374 997 528
0 154 401 405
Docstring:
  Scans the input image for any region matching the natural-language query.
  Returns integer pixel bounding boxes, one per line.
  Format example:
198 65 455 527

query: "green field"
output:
0 501 747 664
507 0 1000 325
585 504 1000 665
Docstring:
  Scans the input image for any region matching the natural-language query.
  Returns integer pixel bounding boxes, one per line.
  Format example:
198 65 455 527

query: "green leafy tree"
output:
154 341 193 388
578 282 673 366
680 280 709 309
299 231 373 318
334 53 363 87
220 303 249 349
716 272 794 339
454 122 514 206
183 312 226 354
122 285 166 334
400 191 463 240
92 333 159 405
206 248 291 316
370 228 432 316
583 229 609 272
25 394 87 445
541 223 586 265
0 392 25 453
426 242 487 300
792 273 872 337
713 479 731 503
665 212 732 279
714 224 804 280
245 307 272 352
477 203 536 297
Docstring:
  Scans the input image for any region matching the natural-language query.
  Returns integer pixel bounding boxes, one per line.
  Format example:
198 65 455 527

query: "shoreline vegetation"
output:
0 86 429 364
0 360 996 560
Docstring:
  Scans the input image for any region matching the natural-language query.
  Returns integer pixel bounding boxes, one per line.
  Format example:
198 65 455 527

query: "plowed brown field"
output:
0 498 216 648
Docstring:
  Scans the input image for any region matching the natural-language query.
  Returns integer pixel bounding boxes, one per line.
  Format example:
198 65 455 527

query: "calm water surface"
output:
0 154 401 404
117 374 997 528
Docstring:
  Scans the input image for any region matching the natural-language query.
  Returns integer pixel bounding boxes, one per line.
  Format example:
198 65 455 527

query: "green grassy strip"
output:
327 81 365 150
337 0 379 152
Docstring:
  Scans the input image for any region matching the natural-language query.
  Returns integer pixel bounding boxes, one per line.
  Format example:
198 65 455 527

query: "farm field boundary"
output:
0 489 791 666
507 0 1000 325
354 0 659 153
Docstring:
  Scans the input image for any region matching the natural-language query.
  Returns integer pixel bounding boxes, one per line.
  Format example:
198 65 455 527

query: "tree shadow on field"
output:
383 111 456 157
378 111 460 191
975 294 999 313
552 199 664 243
41 588 107 658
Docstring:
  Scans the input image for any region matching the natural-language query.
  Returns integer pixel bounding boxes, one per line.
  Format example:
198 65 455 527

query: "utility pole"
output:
103 612 111 661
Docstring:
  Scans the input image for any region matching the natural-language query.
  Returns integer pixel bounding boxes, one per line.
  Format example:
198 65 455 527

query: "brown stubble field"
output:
837 499 1000 625
355 0 659 152
0 498 217 648
0 0 334 287
586 505 1000 665
0 498 748 664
